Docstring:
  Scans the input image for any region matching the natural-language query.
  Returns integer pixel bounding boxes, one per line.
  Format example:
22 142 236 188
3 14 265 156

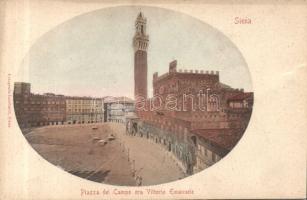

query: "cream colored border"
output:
0 0 306 199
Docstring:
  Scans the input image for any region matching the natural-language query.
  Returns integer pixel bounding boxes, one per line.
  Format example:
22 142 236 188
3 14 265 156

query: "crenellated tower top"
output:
133 12 149 52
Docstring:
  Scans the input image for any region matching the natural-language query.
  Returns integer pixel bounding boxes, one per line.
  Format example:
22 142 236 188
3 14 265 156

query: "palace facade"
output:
104 96 135 123
65 96 104 124
14 82 107 129
14 82 66 128
127 12 253 174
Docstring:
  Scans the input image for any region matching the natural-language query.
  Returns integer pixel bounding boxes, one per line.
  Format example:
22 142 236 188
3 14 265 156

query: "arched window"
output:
208 95 219 111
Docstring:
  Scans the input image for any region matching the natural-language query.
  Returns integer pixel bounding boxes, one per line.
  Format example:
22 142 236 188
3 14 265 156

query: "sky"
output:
17 6 252 99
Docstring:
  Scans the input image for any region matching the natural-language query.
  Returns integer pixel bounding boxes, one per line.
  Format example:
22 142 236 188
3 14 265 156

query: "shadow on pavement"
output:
69 170 111 183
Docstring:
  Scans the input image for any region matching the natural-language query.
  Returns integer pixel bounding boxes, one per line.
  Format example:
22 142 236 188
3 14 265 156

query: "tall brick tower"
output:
133 12 149 99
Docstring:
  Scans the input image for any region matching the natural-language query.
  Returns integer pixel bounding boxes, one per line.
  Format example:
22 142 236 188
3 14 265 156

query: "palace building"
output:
103 96 135 123
13 82 105 129
127 12 253 174
65 96 104 124
14 82 66 128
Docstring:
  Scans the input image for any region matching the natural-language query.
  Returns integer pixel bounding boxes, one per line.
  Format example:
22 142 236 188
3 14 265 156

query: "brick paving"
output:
25 123 184 186
109 123 185 186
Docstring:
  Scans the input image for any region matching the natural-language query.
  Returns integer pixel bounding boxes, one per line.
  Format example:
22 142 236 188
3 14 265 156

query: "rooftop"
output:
228 92 253 101
104 96 134 103
191 128 244 151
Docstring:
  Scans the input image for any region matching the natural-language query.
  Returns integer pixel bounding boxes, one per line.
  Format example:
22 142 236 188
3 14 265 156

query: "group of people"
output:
132 169 143 186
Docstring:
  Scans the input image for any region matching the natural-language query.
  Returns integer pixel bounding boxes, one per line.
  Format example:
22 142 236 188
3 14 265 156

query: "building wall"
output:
194 140 222 172
14 82 30 95
142 60 253 131
132 60 253 174
14 83 66 129
44 94 66 125
126 116 237 174
65 97 104 124
13 82 105 129
126 119 196 174
104 101 135 123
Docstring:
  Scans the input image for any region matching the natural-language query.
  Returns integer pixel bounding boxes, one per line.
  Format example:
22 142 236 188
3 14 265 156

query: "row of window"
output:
192 114 226 119
67 105 102 109
66 117 103 121
229 114 241 118
66 100 103 104
15 101 65 105
193 113 242 118
229 101 249 108
16 100 104 105
23 107 65 111
67 109 103 113
67 120 102 124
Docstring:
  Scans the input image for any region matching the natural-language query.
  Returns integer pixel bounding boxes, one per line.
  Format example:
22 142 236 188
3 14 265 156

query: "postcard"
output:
0 0 306 199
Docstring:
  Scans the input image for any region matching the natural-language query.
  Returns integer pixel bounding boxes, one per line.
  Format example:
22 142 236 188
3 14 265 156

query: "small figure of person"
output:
136 176 142 186
139 176 142 186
